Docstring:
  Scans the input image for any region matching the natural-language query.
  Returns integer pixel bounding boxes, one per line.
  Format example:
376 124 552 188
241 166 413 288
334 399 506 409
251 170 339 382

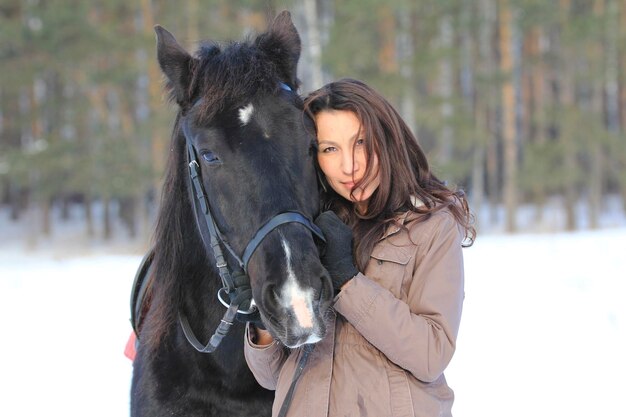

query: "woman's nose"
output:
341 152 359 176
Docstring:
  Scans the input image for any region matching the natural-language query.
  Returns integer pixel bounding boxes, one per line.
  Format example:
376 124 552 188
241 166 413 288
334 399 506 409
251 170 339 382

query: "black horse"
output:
131 12 333 417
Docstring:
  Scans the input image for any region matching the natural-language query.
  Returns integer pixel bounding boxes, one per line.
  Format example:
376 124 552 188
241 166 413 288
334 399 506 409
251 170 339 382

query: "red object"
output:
125 332 137 361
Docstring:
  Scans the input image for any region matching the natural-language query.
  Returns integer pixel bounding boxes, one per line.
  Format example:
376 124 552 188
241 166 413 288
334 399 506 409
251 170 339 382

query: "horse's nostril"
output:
262 283 280 311
319 272 333 302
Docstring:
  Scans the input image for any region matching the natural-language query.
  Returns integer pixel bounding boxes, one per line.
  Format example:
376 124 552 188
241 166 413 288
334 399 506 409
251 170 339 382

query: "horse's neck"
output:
179 265 223 322
177 266 249 367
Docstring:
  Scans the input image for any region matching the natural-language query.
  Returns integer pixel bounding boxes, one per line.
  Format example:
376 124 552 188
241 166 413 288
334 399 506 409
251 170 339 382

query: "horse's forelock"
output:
188 40 283 123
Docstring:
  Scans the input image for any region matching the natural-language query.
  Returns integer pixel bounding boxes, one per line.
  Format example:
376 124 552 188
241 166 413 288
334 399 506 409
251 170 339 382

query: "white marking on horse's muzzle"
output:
280 237 315 329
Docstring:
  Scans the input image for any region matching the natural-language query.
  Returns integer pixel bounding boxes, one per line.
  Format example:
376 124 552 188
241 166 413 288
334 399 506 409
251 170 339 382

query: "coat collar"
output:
380 196 424 240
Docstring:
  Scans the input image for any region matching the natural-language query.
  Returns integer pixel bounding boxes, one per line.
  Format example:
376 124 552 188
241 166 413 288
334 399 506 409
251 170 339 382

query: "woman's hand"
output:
250 325 274 346
314 211 359 293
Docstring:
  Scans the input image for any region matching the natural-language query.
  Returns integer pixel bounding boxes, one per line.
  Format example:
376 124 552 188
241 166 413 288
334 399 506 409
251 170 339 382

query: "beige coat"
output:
244 208 465 417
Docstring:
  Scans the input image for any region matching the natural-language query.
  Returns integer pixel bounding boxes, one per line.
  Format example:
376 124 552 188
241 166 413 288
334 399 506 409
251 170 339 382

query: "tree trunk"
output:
60 195 70 221
20 84 38 246
529 27 548 223
621 0 626 208
303 0 324 90
377 5 397 75
1 86 25 221
186 0 199 44
461 0 484 216
131 9 153 242
438 14 454 166
398 7 416 135
587 0 608 229
139 0 165 205
85 195 95 238
103 197 112 240
8 184 22 221
587 140 602 230
29 78 53 236
120 197 137 238
479 0 500 226
605 0 620 134
499 0 518 232
558 0 577 231
25 193 38 249
41 197 52 236
621 0 626 132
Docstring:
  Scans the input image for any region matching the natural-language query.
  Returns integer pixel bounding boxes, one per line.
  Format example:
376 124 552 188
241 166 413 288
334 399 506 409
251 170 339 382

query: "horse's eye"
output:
201 151 221 165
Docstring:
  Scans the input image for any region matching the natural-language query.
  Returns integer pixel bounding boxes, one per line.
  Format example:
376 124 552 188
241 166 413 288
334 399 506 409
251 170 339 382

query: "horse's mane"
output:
139 115 198 352
141 36 293 352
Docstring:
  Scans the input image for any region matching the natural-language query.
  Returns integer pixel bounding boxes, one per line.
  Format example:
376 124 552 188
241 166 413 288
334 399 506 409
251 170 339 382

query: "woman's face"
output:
315 110 380 211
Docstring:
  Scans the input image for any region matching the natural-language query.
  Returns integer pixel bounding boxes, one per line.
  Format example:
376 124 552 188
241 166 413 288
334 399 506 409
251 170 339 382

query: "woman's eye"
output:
321 146 337 153
356 138 365 146
201 151 221 165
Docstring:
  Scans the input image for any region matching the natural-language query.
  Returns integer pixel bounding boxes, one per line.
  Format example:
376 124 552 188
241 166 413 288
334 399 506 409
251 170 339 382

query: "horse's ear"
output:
257 10 301 88
155 25 195 105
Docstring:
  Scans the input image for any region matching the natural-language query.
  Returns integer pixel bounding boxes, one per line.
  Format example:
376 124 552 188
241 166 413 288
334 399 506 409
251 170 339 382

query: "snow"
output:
0 253 136 417
446 229 626 416
1 225 625 416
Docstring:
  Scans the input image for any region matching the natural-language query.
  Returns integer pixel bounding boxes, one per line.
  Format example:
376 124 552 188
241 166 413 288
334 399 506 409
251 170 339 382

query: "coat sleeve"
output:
333 211 465 383
243 323 289 390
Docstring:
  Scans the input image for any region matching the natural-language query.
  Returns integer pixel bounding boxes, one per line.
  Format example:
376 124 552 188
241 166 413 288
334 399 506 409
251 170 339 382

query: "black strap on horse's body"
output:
130 249 155 337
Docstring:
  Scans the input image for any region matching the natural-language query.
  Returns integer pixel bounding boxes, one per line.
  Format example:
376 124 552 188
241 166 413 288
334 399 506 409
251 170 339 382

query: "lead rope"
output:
276 343 315 417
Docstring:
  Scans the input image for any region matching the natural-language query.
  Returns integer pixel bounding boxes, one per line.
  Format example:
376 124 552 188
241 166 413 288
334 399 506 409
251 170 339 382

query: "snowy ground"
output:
0 252 137 417
446 229 626 417
1 226 625 416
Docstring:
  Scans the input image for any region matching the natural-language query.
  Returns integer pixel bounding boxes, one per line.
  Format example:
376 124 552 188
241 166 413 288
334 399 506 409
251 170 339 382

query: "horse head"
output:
155 12 333 348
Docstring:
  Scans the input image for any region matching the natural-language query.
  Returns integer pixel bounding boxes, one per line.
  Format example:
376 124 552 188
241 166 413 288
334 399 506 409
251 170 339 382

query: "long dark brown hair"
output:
304 78 475 270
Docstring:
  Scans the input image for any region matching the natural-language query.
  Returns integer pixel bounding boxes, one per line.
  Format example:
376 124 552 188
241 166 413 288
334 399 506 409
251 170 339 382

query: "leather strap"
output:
179 289 252 353
242 211 325 272
130 249 155 337
277 344 315 417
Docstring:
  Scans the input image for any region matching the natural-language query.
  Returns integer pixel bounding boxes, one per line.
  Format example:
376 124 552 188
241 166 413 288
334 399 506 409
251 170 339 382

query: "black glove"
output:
314 211 359 293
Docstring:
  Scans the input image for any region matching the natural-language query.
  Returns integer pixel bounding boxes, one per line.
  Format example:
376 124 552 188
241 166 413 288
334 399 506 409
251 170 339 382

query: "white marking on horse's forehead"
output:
238 103 254 126
280 237 314 329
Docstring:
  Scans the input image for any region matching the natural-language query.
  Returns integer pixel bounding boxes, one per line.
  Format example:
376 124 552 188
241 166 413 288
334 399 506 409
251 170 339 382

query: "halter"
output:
179 88 325 353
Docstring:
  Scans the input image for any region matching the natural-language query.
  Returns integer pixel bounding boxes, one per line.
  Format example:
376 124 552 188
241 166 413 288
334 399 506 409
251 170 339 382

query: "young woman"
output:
244 78 475 417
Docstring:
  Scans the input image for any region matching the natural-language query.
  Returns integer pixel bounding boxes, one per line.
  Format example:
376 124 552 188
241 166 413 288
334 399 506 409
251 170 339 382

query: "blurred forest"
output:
1 0 626 246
